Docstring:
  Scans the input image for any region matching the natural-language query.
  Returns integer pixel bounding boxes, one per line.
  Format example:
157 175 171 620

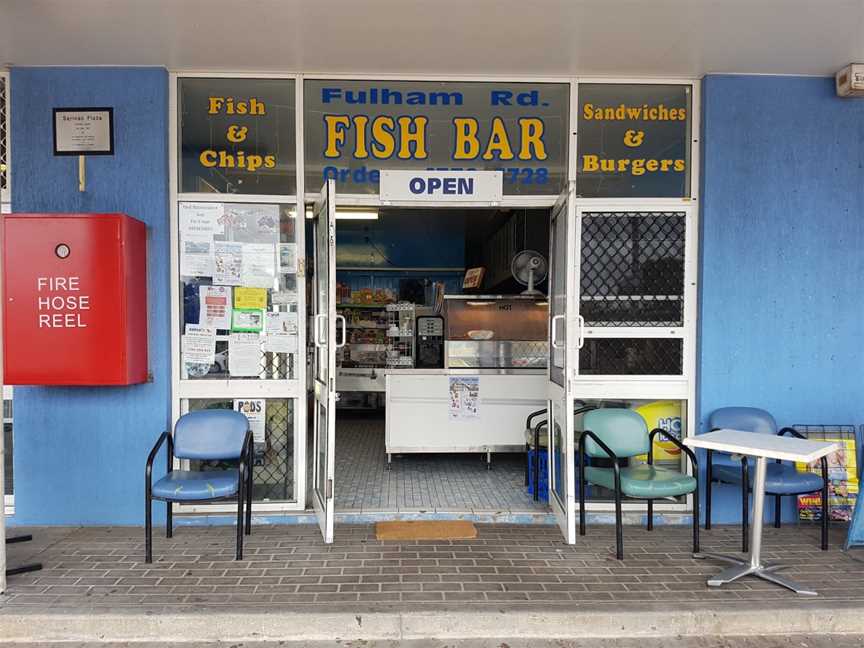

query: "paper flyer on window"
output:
198 285 232 329
234 398 266 444
228 332 262 376
241 243 276 288
448 376 480 420
224 204 280 244
182 324 216 365
180 238 214 277
263 311 298 353
179 202 224 239
234 287 268 310
213 241 243 285
279 243 298 274
232 308 264 333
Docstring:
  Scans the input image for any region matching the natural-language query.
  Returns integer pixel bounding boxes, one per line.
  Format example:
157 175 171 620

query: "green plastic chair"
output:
577 408 699 560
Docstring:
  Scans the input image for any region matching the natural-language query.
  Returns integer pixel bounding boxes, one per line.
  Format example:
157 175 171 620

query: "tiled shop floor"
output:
2 523 862 612
333 414 547 512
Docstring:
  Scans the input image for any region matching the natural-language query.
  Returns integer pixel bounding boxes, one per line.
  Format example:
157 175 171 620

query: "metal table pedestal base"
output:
694 552 816 596
696 456 818 596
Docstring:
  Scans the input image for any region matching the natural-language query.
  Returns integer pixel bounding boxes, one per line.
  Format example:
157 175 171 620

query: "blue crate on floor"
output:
527 449 557 502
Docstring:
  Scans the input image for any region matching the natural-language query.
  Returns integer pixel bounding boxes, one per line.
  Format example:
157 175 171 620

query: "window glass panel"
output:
577 84 691 198
179 78 296 195
186 398 296 502
179 202 298 380
579 338 683 375
580 212 685 327
304 80 569 196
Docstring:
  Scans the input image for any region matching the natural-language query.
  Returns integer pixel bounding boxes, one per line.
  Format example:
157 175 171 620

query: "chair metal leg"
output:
614 481 624 560
236 481 245 561
742 460 750 553
166 501 173 539
246 462 253 536
578 449 586 536
647 499 653 531
533 426 541 502
821 457 829 551
774 494 781 528
705 450 713 530
692 482 700 554
145 491 153 564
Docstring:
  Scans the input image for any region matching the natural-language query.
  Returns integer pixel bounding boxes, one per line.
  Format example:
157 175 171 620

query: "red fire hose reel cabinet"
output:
2 213 148 385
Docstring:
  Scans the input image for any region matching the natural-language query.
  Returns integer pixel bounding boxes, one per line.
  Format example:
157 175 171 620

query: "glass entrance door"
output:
547 183 577 543
312 180 339 543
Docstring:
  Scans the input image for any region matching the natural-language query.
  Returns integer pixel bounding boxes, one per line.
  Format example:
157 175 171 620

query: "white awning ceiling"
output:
0 0 863 77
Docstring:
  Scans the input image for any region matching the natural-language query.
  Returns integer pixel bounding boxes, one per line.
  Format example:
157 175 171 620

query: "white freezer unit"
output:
385 369 546 456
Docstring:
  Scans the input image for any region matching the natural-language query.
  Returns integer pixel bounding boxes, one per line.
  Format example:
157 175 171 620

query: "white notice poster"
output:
180 202 224 239
213 241 243 286
180 238 214 277
182 324 216 365
242 243 277 288
228 332 262 377
279 243 298 274
234 399 266 444
198 285 232 329
264 311 299 353
448 376 480 420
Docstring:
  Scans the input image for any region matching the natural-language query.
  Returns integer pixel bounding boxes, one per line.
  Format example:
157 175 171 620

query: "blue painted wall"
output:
9 68 170 524
698 75 864 523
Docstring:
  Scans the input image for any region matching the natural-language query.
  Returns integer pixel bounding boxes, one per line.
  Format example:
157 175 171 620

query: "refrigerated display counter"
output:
385 295 548 464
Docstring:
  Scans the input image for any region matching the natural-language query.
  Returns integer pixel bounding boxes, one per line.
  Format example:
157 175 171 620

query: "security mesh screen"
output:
580 212 685 327
186 398 295 502
579 338 683 375
1 75 7 194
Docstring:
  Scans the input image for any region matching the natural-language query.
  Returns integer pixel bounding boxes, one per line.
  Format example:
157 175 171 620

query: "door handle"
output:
577 315 586 350
551 314 565 349
313 313 326 348
336 314 347 349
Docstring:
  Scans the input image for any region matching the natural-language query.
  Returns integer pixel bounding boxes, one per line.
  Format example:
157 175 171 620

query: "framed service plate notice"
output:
53 107 114 155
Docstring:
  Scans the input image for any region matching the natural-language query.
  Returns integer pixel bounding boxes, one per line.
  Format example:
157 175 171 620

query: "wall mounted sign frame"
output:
53 107 114 156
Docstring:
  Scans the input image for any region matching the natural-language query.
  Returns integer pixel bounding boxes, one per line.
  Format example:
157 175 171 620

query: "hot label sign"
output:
37 275 90 328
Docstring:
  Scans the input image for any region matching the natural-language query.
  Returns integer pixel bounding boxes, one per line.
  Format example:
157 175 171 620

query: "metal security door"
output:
547 183 577 543
312 179 340 543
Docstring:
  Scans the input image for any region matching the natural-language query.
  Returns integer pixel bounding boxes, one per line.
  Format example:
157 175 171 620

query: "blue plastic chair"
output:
705 407 828 552
145 410 253 563
578 408 699 560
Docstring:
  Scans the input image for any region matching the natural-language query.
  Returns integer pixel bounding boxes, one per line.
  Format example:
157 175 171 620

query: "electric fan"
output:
510 249 548 296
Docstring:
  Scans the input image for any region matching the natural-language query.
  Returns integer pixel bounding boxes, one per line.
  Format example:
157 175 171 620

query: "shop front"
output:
167 73 698 544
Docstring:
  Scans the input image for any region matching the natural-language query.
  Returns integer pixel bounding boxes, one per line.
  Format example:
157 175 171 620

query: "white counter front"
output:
385 369 547 457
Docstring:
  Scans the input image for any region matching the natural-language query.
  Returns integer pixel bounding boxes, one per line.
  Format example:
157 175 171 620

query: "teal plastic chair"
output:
578 408 699 559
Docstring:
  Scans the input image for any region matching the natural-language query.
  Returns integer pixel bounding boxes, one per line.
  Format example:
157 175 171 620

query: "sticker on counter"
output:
232 308 264 333
213 241 243 285
241 243 276 288
199 285 232 329
234 287 268 310
448 376 480 420
228 332 262 376
264 311 299 353
234 398 266 444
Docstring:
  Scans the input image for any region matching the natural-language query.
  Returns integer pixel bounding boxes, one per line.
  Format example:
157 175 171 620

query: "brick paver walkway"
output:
2 523 862 612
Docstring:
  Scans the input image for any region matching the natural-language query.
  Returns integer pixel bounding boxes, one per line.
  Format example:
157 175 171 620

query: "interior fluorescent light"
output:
296 208 379 220
335 210 379 221
466 301 494 307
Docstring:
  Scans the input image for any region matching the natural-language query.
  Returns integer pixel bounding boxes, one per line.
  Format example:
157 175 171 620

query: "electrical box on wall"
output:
2 213 148 385
836 64 864 97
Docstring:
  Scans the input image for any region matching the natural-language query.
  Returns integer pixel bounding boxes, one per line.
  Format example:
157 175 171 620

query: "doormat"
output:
375 520 478 541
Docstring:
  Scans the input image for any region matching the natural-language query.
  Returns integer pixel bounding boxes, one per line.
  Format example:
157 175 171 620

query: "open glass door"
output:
312 179 339 543
547 183 577 543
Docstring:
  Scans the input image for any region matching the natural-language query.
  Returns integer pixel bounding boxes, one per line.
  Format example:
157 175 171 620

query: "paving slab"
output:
2 523 864 641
